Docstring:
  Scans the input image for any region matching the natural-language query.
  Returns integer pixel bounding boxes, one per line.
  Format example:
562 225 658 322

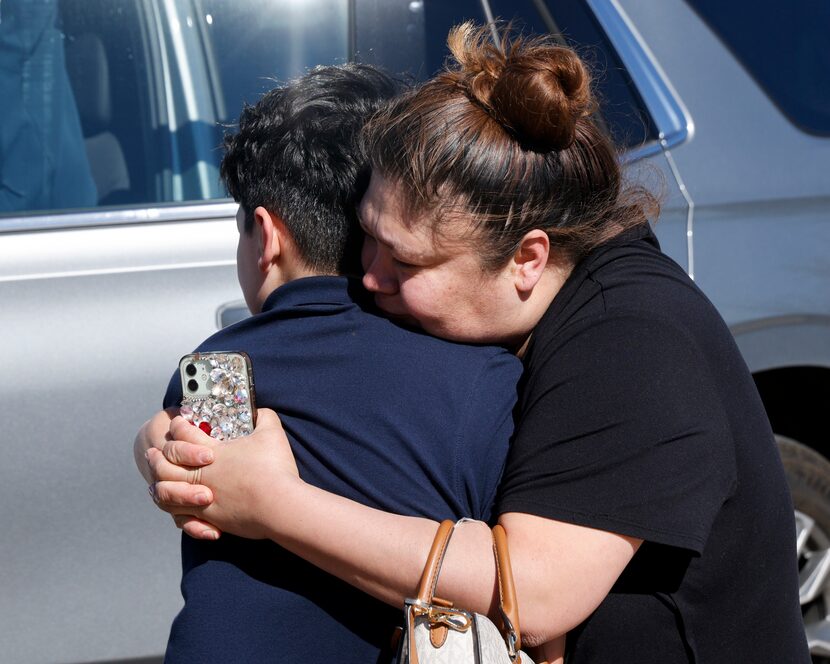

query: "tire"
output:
779 435 830 535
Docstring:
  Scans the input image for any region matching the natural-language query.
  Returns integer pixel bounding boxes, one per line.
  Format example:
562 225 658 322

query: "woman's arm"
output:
148 410 640 646
533 636 566 664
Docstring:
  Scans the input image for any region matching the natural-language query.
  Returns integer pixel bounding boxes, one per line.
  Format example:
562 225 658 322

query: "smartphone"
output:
178 351 257 440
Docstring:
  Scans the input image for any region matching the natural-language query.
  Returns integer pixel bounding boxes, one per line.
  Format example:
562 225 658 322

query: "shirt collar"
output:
259 275 371 314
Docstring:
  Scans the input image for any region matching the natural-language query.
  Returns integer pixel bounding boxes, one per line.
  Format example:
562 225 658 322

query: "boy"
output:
135 64 521 663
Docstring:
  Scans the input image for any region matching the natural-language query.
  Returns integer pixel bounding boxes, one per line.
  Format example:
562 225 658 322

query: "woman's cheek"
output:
397 277 423 312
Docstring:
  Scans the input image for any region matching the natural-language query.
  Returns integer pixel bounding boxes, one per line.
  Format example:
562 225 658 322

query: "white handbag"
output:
397 520 538 664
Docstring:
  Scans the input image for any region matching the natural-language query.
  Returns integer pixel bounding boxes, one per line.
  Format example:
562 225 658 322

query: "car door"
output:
0 1 351 662
1 1 688 662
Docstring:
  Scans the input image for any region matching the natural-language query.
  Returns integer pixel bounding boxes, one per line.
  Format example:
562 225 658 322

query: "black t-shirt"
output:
496 226 808 663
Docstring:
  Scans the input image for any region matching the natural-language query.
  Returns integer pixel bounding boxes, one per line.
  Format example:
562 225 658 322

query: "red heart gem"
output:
198 421 212 435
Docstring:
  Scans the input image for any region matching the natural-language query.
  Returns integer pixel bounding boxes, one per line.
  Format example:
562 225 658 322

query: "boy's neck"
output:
250 263 335 314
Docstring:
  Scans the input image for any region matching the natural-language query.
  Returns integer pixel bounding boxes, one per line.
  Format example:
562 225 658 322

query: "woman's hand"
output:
135 407 222 538
144 415 219 539
146 408 302 541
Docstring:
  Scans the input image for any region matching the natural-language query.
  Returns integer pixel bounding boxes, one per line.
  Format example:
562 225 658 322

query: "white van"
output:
1 1 827 661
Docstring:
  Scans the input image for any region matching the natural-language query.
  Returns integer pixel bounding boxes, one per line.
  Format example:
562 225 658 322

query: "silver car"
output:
2 1 828 662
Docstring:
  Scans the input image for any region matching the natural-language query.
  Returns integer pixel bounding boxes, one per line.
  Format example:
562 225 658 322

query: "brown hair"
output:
364 23 658 268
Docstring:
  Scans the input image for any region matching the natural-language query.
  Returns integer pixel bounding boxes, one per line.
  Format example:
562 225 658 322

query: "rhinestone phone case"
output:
178 351 257 440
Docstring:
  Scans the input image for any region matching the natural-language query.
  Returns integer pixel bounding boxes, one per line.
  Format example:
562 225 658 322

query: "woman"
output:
144 24 807 663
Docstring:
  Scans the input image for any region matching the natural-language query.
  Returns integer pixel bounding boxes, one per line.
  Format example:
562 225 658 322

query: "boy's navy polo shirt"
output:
161 276 521 664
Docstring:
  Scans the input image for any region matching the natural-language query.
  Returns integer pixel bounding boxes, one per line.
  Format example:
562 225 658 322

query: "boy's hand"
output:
134 408 178 484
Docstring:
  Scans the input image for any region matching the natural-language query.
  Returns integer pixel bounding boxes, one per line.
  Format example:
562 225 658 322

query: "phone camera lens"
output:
187 379 199 392
185 363 197 376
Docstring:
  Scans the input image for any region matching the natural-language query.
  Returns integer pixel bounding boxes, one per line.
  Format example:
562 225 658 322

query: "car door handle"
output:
216 301 250 329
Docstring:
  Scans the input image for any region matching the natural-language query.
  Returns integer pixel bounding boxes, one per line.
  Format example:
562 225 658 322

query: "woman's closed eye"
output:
392 256 419 269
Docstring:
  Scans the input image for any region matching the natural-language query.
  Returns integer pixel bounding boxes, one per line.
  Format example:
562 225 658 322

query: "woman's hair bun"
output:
446 22 594 152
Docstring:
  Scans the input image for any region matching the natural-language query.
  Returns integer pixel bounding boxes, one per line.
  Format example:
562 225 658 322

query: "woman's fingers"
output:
153 479 214 508
146 447 210 487
163 416 218 468
253 407 282 429
169 416 220 448
172 515 222 541
162 439 215 467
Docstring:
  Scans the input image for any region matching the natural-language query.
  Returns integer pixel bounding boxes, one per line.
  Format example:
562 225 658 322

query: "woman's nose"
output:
362 256 398 295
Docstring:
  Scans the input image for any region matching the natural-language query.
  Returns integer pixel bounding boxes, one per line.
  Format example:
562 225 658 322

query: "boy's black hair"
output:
220 64 402 275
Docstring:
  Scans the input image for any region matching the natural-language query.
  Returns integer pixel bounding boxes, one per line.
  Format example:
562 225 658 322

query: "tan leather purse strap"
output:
416 520 456 603
493 524 523 652
413 521 525 655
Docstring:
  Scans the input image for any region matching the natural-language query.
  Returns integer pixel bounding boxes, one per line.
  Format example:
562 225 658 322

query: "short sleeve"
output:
496 314 737 553
456 352 523 522
162 370 183 410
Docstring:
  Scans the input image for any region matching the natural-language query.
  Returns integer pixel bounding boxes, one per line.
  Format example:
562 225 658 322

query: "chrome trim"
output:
587 0 694 152
0 258 238 284
660 137 696 279
621 138 667 163
150 0 180 199
479 0 499 44
587 0 696 276
0 201 238 234
531 0 563 39
163 0 221 198
347 0 357 61
162 0 206 196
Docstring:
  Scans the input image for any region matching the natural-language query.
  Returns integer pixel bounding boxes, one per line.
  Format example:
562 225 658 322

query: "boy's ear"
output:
511 229 550 294
252 206 286 271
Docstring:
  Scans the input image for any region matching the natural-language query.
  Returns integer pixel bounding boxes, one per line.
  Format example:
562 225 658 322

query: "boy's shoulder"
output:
206 283 517 367
162 280 521 410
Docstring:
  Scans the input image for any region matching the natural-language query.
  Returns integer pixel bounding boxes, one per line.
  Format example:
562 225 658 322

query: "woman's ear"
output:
512 229 550 293
252 206 284 271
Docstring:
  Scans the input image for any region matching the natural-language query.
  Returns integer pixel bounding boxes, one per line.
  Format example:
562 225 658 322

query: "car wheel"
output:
779 435 830 662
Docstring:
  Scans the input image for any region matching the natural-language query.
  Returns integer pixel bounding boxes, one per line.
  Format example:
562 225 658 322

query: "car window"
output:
0 0 102 215
356 0 657 150
0 0 657 221
491 0 657 150
548 1 658 150
686 0 830 136
198 0 349 118
0 0 349 220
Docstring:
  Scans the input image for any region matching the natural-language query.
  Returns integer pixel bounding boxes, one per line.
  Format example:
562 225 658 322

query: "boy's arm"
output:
135 364 184 484
133 408 176 484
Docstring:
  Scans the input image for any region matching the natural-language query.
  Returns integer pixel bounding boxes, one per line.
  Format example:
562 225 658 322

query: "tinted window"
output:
198 0 349 116
0 0 123 214
492 0 657 149
1 0 657 220
356 0 656 150
551 2 657 149
353 0 484 81
687 0 830 135
0 0 349 218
